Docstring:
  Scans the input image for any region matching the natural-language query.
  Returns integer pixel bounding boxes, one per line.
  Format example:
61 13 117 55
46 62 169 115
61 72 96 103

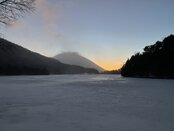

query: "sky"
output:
1 0 174 70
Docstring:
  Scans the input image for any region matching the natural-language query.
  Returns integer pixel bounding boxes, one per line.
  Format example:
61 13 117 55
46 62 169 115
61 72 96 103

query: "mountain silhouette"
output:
54 52 105 72
0 38 99 75
121 34 174 78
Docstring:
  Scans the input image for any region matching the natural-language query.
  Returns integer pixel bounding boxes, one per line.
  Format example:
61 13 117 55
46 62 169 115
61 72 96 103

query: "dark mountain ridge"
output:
0 38 99 75
121 34 174 78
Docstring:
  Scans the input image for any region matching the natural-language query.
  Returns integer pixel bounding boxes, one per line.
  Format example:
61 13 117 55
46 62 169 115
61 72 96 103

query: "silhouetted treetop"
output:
121 34 174 78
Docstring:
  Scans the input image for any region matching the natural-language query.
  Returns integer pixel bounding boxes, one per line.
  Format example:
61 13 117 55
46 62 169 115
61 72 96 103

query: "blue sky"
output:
1 0 174 70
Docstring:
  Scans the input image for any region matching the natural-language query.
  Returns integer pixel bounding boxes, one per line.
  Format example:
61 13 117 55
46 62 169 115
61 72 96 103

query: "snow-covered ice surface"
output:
0 75 174 131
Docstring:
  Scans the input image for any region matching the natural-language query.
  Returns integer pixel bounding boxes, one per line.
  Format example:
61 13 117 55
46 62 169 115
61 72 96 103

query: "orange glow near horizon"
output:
95 60 123 71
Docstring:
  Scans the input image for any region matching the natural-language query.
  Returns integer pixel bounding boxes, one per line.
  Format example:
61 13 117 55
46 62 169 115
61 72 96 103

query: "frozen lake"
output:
0 75 174 131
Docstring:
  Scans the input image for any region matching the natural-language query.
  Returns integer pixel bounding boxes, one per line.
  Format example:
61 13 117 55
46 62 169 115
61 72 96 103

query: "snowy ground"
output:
0 75 174 131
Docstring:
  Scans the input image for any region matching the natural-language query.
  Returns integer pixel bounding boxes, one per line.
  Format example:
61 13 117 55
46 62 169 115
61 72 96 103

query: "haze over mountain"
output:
0 38 99 75
54 52 105 72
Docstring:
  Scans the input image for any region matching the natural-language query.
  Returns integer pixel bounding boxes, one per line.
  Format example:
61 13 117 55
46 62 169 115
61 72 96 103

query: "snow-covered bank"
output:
0 75 174 131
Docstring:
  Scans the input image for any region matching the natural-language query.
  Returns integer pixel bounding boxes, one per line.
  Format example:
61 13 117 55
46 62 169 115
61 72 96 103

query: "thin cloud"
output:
10 21 26 29
36 0 60 27
46 32 65 41
54 34 65 40
35 0 65 43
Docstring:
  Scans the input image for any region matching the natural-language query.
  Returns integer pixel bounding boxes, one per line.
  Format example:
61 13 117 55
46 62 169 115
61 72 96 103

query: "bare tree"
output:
0 0 35 26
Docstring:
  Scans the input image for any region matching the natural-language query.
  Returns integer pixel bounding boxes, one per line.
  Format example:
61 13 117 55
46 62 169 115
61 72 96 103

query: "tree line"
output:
121 34 174 78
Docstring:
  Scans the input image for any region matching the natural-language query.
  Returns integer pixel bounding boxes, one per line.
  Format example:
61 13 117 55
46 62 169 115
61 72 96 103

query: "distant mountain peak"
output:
54 52 105 72
0 39 99 75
